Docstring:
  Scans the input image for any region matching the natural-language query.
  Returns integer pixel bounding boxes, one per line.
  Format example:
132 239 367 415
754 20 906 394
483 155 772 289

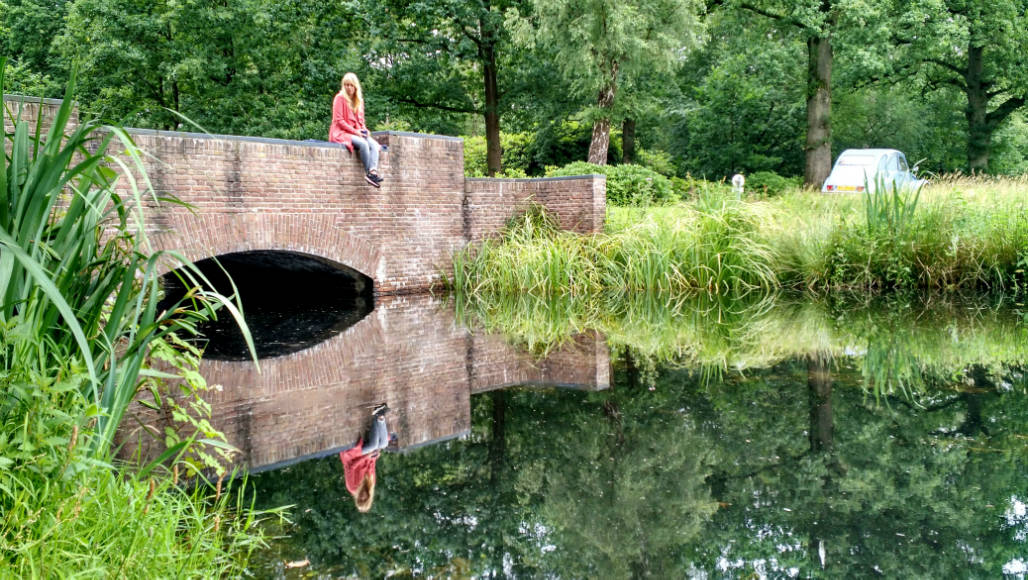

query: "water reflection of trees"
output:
250 359 1026 577
249 295 1027 576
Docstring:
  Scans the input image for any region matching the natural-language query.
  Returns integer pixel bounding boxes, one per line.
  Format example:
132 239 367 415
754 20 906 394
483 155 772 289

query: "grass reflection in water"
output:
250 293 1026 578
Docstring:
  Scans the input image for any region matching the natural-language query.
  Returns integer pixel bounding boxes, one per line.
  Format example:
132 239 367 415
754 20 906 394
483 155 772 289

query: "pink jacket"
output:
340 440 378 494
329 92 366 152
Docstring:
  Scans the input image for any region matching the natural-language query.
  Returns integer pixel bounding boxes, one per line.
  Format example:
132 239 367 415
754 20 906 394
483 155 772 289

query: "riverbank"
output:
452 175 1028 296
2 78 269 575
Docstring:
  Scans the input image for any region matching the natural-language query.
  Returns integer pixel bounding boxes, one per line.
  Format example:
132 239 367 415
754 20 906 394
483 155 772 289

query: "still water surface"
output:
202 293 1027 578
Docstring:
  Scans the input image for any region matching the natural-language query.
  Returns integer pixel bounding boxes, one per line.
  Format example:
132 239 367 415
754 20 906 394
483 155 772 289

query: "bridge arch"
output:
148 213 382 290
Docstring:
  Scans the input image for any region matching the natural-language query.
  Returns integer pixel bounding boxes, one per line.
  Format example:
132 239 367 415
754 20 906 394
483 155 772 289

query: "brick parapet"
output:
464 175 607 241
6 96 606 295
3 94 78 137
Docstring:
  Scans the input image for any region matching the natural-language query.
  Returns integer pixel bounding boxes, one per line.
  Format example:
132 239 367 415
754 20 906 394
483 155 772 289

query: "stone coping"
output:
3 95 463 146
466 175 606 183
244 428 471 475
125 127 460 149
3 93 66 107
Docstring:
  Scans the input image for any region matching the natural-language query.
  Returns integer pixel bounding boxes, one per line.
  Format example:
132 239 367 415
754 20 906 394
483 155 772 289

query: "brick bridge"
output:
7 96 606 295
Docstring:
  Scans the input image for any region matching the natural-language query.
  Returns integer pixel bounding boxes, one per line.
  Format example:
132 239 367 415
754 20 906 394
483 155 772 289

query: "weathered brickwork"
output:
4 95 606 295
465 176 607 242
121 294 610 472
2 95 77 137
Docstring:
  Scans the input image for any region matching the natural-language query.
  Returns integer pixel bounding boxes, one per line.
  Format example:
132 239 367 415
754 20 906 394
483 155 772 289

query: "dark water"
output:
218 294 1028 579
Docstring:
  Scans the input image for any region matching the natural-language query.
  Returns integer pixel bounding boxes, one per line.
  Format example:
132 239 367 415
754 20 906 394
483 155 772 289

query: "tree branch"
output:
924 57 964 77
736 1 808 31
986 95 1027 126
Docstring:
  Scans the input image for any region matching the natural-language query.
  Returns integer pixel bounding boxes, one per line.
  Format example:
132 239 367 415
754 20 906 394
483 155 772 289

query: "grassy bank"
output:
453 176 1028 296
2 73 267 575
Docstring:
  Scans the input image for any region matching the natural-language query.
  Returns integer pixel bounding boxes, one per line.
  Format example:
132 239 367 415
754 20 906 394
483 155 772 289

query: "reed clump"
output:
2 69 267 575
453 175 1027 297
454 194 778 297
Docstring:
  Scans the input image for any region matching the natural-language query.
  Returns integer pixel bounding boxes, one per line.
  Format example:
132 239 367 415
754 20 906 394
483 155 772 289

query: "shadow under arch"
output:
161 250 374 360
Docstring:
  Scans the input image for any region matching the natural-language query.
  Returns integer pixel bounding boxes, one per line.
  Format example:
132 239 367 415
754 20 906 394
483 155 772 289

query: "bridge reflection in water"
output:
121 293 609 472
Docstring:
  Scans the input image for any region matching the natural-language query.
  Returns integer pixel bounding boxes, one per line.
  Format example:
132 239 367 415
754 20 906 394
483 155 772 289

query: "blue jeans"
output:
350 134 381 174
362 415 389 455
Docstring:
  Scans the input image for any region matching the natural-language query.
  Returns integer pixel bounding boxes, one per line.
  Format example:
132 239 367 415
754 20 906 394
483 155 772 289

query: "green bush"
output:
745 171 802 197
547 162 677 206
671 174 733 201
464 132 534 177
635 147 676 176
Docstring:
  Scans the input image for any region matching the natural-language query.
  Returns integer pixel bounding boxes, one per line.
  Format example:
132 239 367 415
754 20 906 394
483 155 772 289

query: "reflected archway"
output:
161 250 374 360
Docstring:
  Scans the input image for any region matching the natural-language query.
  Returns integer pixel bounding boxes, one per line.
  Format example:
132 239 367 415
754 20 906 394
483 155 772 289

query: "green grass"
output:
0 364 275 577
453 175 1028 297
2 67 269 575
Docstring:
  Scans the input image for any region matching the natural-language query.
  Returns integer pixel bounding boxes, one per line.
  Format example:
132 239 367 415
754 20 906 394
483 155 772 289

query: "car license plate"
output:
836 185 858 191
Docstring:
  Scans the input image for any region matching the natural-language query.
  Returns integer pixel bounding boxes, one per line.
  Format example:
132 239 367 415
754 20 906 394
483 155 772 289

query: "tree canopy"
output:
5 0 1026 179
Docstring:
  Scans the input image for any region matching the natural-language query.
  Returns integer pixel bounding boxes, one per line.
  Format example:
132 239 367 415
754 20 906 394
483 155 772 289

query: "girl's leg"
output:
366 136 381 173
350 135 373 173
362 415 389 454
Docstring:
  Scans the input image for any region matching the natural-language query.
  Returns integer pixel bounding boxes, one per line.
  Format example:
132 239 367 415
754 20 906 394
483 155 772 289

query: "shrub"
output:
671 174 733 201
464 132 535 177
745 171 801 197
635 147 676 176
547 162 677 206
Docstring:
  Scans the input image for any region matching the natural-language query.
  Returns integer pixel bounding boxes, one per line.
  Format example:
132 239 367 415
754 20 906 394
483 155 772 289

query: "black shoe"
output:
364 172 381 188
369 171 384 184
372 403 389 417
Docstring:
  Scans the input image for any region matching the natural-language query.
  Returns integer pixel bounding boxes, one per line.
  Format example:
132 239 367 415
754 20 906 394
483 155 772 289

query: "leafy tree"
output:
671 8 807 178
1 0 72 94
54 0 365 138
363 0 531 175
894 0 1028 173
527 0 702 165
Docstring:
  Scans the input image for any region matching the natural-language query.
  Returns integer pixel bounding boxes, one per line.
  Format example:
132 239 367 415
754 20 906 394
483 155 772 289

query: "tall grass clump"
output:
453 193 777 298
813 175 1028 292
2 68 266 574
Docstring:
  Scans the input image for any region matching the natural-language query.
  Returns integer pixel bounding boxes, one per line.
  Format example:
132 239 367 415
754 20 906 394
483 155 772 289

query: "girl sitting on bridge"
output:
330 72 384 188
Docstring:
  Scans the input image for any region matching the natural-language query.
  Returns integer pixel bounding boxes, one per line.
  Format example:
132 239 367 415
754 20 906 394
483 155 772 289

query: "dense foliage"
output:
4 0 1026 178
1 72 268 574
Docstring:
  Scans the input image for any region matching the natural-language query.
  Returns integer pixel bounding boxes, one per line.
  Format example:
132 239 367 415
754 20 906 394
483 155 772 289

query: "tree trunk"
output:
622 118 636 164
488 390 507 485
964 44 991 173
588 62 619 165
804 34 832 188
807 358 833 453
482 42 502 176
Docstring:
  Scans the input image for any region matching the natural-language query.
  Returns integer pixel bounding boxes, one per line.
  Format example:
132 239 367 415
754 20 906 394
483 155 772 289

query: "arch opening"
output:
161 250 374 360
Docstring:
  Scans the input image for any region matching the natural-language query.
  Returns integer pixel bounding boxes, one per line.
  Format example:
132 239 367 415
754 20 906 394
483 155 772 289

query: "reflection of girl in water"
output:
340 404 391 512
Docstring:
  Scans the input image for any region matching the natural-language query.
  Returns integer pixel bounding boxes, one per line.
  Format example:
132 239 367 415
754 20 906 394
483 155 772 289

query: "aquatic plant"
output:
2 68 269 575
1 70 252 456
454 174 1026 298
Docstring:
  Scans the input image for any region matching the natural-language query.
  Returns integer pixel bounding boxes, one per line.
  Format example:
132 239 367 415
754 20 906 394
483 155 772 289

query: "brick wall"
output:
120 293 610 472
465 176 607 241
2 95 77 136
3 95 606 295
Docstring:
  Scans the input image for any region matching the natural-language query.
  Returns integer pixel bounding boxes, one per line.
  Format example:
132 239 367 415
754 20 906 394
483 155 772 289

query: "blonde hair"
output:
340 72 364 112
354 473 375 512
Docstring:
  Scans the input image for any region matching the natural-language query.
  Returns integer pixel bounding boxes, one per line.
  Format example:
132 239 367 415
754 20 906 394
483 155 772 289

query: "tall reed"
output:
1 69 253 456
453 195 777 297
2 68 269 575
